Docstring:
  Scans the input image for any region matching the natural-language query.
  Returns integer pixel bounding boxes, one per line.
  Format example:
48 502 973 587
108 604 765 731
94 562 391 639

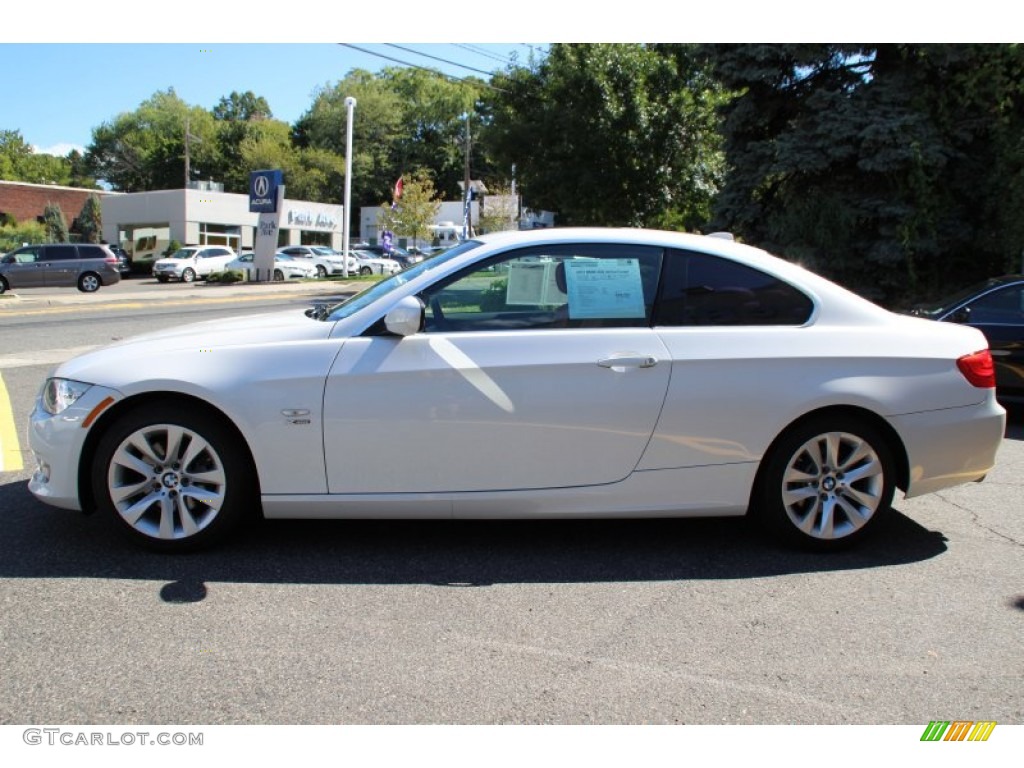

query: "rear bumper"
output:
892 396 1006 498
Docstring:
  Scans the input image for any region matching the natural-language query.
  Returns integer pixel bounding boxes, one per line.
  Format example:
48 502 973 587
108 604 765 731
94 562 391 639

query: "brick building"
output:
0 180 112 226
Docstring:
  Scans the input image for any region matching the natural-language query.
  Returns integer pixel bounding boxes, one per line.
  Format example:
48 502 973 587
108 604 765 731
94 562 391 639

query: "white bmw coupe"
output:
28 229 1005 552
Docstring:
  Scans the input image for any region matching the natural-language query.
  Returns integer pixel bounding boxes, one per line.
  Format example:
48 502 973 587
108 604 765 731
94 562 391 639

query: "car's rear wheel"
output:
0 276 8 294
756 416 895 550
77 272 101 292
91 404 254 552
181 268 196 283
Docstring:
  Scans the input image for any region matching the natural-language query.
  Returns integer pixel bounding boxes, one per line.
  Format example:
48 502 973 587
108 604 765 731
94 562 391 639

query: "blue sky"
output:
0 43 544 156
0 1 998 158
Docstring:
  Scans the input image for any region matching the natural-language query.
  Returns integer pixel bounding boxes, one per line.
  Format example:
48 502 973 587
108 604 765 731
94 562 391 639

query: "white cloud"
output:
32 143 86 157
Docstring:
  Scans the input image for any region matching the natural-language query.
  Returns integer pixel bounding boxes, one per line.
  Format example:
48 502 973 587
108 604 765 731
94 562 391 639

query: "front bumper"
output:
27 384 123 511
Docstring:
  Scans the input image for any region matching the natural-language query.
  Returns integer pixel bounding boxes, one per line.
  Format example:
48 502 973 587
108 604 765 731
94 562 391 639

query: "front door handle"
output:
598 355 658 370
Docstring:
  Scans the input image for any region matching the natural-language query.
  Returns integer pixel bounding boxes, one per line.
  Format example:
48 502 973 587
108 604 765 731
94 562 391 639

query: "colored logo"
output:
920 721 996 741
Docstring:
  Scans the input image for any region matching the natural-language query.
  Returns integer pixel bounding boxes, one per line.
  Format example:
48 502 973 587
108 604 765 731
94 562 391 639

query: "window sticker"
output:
564 258 646 319
505 260 566 306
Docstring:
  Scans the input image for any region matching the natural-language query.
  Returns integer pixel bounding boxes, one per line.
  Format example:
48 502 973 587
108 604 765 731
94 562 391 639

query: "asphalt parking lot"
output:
0 282 1021 729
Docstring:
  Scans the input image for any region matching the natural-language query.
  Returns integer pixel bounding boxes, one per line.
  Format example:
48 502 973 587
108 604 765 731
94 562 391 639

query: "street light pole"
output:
342 96 357 279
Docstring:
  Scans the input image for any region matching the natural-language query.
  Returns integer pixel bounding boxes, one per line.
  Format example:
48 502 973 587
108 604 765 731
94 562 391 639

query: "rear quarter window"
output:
654 249 813 326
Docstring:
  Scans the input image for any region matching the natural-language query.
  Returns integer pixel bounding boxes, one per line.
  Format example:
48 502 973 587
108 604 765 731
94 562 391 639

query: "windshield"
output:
311 247 336 256
322 240 483 321
166 250 196 260
911 278 1011 317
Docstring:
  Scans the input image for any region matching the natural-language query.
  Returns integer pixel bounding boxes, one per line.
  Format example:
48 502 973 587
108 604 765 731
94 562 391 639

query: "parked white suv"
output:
152 246 237 283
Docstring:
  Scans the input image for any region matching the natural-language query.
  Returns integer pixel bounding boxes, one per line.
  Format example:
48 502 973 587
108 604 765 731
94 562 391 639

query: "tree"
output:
84 89 222 191
376 170 442 247
43 202 68 242
481 44 729 230
76 194 103 243
703 44 1024 303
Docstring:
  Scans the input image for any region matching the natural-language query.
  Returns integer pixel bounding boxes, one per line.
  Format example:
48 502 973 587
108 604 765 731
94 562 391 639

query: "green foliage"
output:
0 220 46 252
377 170 442 246
84 88 222 191
76 194 103 243
0 129 97 187
704 43 1024 303
42 202 68 242
163 239 182 256
482 44 729 229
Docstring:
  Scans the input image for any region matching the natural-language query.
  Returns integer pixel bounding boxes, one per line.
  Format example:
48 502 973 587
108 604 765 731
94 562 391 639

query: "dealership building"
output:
100 183 345 260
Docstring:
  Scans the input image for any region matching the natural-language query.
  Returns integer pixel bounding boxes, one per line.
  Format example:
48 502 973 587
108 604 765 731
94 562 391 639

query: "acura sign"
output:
249 170 283 213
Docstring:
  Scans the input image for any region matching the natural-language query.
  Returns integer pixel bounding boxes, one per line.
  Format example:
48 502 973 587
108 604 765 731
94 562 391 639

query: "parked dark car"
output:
909 275 1024 401
0 243 122 294
106 244 132 277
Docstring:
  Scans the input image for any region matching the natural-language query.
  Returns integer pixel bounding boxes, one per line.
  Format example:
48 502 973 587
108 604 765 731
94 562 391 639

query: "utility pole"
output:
462 113 471 240
184 117 201 188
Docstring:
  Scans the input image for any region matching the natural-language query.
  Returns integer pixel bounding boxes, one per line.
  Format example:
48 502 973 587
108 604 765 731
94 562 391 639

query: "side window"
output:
420 243 663 333
654 250 813 327
966 286 1024 324
11 247 42 264
44 245 78 262
77 245 106 259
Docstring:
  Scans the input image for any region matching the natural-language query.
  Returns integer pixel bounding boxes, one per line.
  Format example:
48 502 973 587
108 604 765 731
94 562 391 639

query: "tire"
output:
77 272 101 293
91 403 255 552
156 276 169 283
273 268 284 282
0 276 8 294
756 416 895 550
181 267 196 283
316 265 328 278
359 266 372 276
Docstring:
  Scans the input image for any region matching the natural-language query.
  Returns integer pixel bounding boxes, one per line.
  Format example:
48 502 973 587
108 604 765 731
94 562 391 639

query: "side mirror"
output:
384 295 424 337
0 255 12 264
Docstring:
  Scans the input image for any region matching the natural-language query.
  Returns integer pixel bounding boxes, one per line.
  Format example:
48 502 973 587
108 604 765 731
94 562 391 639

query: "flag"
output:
393 177 404 202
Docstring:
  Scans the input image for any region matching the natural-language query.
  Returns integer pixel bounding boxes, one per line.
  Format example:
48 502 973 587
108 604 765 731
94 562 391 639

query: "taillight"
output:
956 349 996 388
104 256 118 264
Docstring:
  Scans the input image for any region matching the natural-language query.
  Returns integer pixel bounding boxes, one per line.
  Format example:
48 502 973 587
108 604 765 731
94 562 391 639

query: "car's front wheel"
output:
77 272 101 292
359 266 372 276
181 267 196 283
756 416 895 550
91 404 254 552
0 276 8 294
316 265 328 278
273 268 284 281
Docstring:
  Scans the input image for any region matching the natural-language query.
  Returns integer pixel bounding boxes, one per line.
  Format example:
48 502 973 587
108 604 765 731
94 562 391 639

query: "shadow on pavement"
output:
0 478 947 599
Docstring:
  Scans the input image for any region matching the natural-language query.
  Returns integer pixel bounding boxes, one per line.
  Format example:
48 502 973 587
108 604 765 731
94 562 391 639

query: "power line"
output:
337 43 509 93
453 43 515 66
384 43 497 77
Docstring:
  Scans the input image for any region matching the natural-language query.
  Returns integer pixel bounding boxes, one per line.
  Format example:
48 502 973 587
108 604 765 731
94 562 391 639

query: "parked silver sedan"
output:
27 228 1005 553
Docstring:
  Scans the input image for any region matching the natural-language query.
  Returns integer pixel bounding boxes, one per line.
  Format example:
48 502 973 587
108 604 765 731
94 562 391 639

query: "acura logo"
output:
253 176 270 197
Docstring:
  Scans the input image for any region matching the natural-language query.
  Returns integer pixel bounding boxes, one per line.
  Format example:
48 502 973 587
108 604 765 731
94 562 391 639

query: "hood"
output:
53 309 337 384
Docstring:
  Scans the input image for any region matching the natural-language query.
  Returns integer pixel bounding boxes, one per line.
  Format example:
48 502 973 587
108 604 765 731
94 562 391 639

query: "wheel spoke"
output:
120 491 162 525
158 496 175 539
181 485 224 510
110 477 152 504
112 446 157 478
176 497 200 537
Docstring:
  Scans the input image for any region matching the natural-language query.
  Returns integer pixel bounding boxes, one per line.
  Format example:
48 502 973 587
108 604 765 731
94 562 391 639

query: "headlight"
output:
41 378 92 415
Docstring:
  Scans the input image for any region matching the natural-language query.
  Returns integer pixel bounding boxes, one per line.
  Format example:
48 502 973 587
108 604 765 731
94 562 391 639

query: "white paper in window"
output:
564 258 645 319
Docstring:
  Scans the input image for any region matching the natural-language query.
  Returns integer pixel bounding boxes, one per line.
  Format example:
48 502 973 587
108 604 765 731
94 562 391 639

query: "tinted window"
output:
77 245 107 259
966 285 1024 325
44 245 79 262
421 243 663 333
654 250 813 326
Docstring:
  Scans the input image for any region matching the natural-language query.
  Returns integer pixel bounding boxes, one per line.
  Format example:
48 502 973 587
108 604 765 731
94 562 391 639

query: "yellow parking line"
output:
0 371 24 471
